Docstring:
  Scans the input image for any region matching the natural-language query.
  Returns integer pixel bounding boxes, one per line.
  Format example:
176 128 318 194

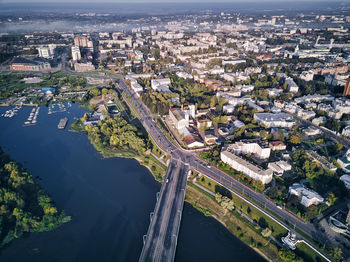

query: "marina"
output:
1 105 22 118
48 102 72 115
24 106 40 126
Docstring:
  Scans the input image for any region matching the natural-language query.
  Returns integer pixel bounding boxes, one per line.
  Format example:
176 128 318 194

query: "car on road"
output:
207 165 211 168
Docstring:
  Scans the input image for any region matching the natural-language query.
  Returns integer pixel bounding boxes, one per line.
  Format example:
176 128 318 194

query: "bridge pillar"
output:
150 212 154 222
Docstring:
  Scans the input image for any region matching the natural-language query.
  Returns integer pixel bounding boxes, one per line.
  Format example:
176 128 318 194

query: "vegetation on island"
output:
0 147 70 247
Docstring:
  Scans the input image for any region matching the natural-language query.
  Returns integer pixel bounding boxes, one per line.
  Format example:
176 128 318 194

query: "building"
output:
285 77 299 93
9 57 51 72
131 81 143 93
74 35 93 49
169 108 189 130
37 45 55 59
220 149 273 184
83 113 107 125
268 161 292 176
312 116 326 126
308 150 337 172
71 46 81 61
176 71 193 79
337 148 350 173
300 71 314 82
289 183 324 207
340 175 350 190
151 78 171 92
226 140 271 159
304 126 322 136
269 141 286 151
343 78 350 97
183 134 204 148
74 62 95 72
254 113 295 128
342 125 350 137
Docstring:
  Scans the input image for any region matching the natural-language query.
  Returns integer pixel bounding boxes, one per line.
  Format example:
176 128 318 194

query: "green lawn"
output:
197 176 288 238
295 242 328 262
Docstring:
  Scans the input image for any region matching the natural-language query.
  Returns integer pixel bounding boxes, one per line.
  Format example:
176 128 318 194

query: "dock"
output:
58 117 68 129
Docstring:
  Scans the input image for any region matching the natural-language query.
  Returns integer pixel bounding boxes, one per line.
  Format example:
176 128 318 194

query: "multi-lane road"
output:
139 159 188 262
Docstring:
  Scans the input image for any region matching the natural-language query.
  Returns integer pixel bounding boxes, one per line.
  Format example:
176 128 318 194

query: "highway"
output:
139 159 188 262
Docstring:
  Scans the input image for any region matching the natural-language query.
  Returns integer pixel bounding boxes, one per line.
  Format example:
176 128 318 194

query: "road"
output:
139 159 188 262
60 53 333 261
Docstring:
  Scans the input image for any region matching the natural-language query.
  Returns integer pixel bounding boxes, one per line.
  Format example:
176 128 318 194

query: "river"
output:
0 103 265 262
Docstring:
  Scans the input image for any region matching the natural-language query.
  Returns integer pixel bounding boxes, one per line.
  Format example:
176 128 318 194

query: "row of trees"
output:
0 147 70 247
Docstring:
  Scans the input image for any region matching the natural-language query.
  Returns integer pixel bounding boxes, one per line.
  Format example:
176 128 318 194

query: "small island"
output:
0 147 70 247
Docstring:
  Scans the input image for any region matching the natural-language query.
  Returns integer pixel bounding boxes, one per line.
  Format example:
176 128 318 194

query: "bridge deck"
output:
139 159 188 262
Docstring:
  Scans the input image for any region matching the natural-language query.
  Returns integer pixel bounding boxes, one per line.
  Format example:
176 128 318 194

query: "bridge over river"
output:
139 159 188 262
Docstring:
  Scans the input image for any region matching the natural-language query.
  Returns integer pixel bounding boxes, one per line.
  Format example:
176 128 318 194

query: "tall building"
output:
71 46 81 61
74 36 93 49
343 78 350 97
37 45 55 58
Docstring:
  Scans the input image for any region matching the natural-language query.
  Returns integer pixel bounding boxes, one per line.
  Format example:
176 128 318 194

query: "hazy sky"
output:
1 0 339 2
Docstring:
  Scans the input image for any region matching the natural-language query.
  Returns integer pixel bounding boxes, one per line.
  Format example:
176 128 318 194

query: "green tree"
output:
288 134 301 145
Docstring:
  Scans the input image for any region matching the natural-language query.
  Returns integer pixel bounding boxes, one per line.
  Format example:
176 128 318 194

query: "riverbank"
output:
70 118 167 182
185 182 282 262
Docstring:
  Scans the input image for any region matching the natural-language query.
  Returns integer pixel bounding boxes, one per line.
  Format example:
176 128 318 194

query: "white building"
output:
289 183 324 207
71 46 81 61
226 140 270 159
297 109 316 120
300 71 314 81
285 77 299 93
304 126 322 136
151 78 172 92
131 81 143 93
268 161 292 176
220 150 273 184
312 116 326 126
169 108 189 130
176 71 193 79
340 175 350 190
37 45 55 59
254 113 295 128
